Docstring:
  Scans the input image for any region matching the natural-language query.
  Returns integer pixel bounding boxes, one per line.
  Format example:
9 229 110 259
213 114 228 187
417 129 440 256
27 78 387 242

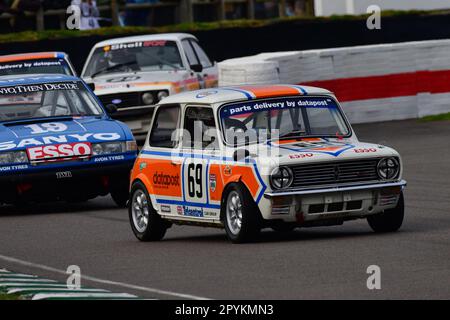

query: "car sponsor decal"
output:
209 174 217 192
0 133 121 151
0 82 79 95
106 76 141 83
103 40 168 52
27 142 92 162
0 59 66 72
220 97 336 119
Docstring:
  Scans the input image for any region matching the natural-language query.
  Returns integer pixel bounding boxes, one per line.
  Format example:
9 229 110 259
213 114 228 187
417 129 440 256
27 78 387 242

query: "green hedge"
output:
0 9 449 44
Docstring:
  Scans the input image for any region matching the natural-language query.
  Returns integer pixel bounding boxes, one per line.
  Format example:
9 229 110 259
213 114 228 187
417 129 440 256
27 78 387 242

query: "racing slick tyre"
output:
367 192 404 233
129 181 169 241
222 183 261 244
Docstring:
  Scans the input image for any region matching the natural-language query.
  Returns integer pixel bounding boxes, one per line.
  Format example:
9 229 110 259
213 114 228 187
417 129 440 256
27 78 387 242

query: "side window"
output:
149 105 180 148
191 40 213 68
183 107 218 150
182 40 199 66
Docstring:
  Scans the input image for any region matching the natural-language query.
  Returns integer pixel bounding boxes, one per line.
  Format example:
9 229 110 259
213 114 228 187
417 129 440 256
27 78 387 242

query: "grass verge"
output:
0 293 21 300
419 112 450 122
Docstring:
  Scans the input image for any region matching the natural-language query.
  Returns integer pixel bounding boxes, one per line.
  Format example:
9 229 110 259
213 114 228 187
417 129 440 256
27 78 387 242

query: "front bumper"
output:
263 180 407 223
0 154 136 203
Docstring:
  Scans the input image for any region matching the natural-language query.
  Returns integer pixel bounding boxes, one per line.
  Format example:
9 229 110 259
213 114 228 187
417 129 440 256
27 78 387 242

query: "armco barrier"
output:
218 39 450 123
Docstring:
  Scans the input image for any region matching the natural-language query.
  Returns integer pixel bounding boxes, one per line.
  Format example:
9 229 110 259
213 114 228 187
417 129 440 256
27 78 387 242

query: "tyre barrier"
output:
219 39 450 123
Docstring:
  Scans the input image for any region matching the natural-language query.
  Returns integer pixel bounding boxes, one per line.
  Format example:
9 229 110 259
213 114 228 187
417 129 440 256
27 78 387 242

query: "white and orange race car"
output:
128 85 407 243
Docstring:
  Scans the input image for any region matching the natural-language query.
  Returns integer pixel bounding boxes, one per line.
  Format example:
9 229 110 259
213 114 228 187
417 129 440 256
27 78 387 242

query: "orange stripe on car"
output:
239 85 302 99
0 52 57 63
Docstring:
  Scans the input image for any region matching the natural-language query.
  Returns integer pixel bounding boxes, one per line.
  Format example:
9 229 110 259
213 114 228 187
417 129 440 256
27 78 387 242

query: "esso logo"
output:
289 153 314 159
27 143 92 161
354 148 377 153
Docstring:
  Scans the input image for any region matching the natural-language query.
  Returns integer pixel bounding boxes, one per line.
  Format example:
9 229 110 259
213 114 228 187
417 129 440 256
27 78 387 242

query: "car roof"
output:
0 74 81 87
0 52 68 63
94 33 197 47
159 85 333 107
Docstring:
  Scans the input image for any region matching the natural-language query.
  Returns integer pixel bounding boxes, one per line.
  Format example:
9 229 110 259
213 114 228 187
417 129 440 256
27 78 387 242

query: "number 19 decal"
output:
183 160 207 204
25 122 68 134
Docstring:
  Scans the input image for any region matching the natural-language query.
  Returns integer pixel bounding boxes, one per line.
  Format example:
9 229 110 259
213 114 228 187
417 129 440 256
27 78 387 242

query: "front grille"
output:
98 92 142 109
290 159 380 188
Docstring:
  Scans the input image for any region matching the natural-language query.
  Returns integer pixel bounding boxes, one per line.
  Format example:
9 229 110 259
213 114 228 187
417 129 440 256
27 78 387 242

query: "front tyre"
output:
223 183 261 243
129 181 168 241
367 192 404 233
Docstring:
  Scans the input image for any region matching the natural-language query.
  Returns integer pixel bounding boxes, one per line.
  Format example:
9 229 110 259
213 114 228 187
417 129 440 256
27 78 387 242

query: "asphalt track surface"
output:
0 119 449 300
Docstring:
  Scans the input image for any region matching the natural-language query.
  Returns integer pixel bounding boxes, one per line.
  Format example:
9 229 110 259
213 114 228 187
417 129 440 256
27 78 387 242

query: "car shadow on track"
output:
164 227 413 244
0 197 118 217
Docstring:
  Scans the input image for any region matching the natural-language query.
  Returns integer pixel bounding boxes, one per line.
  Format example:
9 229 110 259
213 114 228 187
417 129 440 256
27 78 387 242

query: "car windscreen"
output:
0 58 73 77
219 96 351 145
83 40 184 78
0 81 104 122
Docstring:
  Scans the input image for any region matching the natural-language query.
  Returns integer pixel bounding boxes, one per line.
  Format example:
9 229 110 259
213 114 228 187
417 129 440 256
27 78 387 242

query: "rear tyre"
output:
367 192 404 233
129 181 168 241
223 183 261 244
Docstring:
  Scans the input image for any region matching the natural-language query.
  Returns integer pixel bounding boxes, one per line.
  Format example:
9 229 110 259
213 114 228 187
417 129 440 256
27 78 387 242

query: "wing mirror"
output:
190 64 203 73
86 83 96 91
104 104 118 114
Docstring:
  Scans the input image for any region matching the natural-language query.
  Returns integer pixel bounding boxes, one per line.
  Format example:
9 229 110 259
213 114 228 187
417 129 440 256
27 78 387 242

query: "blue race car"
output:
0 74 137 207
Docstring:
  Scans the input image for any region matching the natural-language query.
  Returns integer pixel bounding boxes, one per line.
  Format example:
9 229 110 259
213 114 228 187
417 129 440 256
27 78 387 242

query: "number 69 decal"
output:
183 160 207 204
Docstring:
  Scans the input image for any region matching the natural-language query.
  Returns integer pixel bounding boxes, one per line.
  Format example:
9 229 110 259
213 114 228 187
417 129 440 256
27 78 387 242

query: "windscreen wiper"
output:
91 61 139 78
278 130 307 140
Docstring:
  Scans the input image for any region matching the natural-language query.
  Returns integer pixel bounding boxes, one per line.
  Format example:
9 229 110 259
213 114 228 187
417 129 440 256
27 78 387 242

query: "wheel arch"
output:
130 175 159 212
219 180 260 222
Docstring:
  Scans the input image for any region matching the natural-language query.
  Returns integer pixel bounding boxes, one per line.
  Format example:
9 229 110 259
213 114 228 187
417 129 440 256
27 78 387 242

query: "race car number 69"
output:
25 123 68 134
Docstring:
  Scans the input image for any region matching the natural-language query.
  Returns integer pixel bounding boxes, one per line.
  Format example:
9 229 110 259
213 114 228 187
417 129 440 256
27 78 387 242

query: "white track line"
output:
0 254 210 300
8 288 109 294
32 293 138 300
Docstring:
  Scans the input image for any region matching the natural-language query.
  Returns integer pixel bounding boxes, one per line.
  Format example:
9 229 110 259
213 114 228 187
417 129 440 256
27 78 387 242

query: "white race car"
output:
128 85 406 243
82 33 218 141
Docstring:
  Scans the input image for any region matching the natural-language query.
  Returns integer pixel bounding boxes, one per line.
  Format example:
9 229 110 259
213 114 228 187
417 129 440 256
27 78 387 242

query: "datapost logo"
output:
153 171 180 189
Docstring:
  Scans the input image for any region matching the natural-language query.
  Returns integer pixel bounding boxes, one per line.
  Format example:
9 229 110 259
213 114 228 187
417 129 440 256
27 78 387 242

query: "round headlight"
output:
377 157 400 180
142 92 155 105
157 91 169 101
271 166 294 189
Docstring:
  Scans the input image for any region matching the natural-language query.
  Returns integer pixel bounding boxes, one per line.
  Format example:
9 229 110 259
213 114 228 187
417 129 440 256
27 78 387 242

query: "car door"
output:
181 39 218 90
181 39 202 91
180 106 221 220
147 104 184 216
189 40 218 88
